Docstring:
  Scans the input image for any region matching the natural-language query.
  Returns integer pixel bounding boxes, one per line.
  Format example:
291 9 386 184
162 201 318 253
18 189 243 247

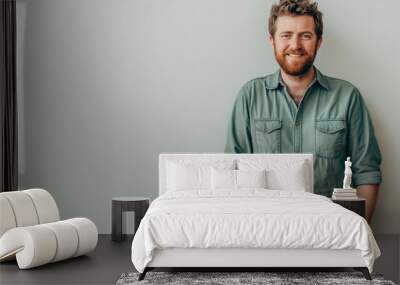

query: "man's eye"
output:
302 34 312 39
281 34 290 39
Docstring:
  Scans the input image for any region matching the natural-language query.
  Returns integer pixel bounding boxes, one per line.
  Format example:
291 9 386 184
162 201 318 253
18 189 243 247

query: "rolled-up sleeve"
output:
347 88 382 186
224 86 253 153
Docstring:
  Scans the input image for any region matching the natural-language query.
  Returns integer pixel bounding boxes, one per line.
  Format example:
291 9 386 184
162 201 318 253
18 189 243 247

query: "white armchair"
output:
0 189 98 269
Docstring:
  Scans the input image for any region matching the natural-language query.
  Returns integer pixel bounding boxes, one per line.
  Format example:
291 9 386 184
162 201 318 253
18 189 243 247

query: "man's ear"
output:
268 34 275 50
316 36 323 51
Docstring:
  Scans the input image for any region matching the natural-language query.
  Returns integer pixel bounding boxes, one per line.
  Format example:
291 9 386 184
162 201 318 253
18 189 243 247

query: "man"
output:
224 0 382 224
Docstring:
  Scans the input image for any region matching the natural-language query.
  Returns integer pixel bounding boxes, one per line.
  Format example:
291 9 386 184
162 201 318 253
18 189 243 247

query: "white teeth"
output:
287 54 302 57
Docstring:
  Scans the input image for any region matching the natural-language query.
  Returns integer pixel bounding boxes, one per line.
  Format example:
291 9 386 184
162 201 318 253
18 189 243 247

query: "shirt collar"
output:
315 67 329 90
265 66 329 91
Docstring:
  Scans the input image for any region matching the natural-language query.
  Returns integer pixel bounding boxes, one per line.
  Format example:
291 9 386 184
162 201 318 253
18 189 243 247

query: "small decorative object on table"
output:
112 197 150 242
331 157 365 218
332 157 358 200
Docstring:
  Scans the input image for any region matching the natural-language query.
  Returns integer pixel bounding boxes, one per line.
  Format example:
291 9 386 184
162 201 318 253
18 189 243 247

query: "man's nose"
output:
289 35 302 49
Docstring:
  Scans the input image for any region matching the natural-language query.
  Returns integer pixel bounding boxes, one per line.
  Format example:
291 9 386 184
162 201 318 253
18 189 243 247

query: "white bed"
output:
131 153 380 280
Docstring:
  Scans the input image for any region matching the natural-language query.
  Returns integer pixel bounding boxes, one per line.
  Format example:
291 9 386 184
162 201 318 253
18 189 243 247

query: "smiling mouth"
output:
286 54 303 57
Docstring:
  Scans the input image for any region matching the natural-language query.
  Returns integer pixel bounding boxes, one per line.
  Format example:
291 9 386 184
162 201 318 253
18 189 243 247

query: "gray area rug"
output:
116 271 396 285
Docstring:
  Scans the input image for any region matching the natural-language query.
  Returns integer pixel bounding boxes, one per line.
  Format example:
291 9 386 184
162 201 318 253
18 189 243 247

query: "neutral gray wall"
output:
16 0 400 234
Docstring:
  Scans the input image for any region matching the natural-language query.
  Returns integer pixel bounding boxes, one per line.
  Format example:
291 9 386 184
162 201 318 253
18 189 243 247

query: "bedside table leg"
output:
112 202 123 241
134 202 149 235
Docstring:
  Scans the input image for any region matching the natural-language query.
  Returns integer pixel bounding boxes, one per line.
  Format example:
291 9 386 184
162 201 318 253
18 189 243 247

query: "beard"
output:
274 44 318 76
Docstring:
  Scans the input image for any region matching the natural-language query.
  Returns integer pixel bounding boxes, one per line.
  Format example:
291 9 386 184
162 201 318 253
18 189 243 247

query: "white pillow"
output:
237 159 309 192
211 168 267 190
237 169 267 188
211 168 236 189
166 160 235 191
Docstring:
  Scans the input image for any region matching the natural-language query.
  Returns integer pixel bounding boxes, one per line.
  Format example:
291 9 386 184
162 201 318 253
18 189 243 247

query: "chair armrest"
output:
0 218 98 269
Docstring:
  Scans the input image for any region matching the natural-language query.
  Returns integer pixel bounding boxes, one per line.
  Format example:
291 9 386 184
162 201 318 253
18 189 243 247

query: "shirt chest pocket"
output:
316 120 346 159
254 119 282 153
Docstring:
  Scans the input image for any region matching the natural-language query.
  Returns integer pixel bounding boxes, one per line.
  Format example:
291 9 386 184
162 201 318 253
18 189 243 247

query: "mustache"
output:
285 49 306 55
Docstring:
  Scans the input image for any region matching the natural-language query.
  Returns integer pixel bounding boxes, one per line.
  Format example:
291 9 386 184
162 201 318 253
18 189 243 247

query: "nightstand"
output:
111 197 150 242
332 198 366 218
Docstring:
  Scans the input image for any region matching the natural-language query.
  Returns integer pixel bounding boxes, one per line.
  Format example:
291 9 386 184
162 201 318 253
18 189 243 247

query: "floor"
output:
0 234 399 285
0 235 133 285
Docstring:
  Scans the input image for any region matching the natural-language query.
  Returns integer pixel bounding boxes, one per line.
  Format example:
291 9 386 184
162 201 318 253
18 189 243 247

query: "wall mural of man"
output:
225 0 382 224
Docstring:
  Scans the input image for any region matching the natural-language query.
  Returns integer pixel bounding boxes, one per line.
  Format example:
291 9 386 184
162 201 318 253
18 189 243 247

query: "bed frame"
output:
138 153 372 280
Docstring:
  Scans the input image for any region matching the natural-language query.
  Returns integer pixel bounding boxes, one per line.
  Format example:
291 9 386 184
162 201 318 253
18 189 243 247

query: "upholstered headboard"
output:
159 153 314 195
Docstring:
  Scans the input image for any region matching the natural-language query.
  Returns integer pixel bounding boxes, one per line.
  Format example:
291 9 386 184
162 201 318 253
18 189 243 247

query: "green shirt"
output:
224 67 382 197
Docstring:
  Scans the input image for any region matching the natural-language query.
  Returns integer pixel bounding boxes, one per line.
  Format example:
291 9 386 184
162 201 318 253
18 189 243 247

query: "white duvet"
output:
131 189 380 273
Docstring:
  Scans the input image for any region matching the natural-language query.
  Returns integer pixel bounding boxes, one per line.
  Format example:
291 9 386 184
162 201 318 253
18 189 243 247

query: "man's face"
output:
269 15 322 76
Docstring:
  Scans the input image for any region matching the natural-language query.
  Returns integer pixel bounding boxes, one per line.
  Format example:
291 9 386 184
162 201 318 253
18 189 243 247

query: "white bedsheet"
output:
131 189 380 273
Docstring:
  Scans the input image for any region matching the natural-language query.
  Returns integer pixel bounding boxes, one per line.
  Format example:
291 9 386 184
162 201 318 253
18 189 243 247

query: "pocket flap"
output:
316 120 346 134
255 120 282 133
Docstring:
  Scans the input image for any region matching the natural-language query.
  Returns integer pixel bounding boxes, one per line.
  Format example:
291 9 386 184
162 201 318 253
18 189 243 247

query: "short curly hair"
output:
268 0 323 39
